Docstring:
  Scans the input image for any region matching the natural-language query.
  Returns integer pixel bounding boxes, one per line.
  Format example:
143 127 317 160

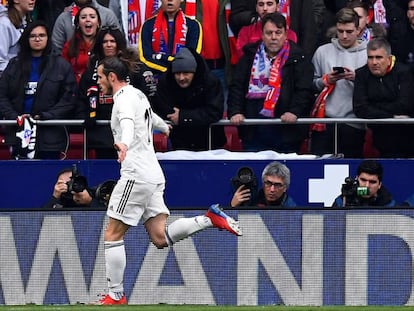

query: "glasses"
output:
29 33 47 40
263 180 285 189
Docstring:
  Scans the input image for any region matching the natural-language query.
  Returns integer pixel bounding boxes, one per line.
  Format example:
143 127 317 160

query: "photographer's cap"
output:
171 48 197 73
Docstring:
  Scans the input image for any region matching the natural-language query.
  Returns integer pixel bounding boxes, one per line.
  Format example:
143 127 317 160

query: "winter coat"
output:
152 49 226 150
0 54 77 153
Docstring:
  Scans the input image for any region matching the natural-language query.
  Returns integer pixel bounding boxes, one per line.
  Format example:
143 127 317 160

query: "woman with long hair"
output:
61 4 101 83
78 26 157 159
0 20 77 159
0 0 35 75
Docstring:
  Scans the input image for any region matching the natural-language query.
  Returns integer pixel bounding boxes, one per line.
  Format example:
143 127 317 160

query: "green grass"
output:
1 306 414 311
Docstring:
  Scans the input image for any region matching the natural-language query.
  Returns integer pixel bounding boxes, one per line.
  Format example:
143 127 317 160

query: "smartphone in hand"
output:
333 66 345 74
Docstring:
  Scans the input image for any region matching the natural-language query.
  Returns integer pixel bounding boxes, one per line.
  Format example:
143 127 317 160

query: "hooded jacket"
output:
0 5 25 72
152 48 226 150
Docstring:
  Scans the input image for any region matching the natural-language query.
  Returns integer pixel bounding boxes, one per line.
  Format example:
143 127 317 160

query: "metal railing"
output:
209 117 414 152
1 118 414 159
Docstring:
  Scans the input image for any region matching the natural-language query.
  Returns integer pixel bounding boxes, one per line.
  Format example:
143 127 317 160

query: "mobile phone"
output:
333 66 345 74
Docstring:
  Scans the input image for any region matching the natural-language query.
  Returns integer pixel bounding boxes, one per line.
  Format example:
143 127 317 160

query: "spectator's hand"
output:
72 190 93 206
230 113 245 126
231 185 251 207
114 142 128 163
167 107 180 125
53 178 69 199
342 67 355 81
281 112 298 123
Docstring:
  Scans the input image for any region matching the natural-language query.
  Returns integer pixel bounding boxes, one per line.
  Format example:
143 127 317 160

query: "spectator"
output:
138 0 202 74
332 159 396 207
229 0 322 57
181 0 237 106
322 0 407 53
108 0 161 48
350 0 370 40
231 161 296 207
235 0 298 62
227 12 314 153
394 0 414 72
61 4 100 84
0 0 35 75
353 37 414 158
95 56 241 305
79 26 157 158
310 8 367 158
34 0 72 32
152 47 226 151
42 167 107 209
51 0 118 53
0 20 77 160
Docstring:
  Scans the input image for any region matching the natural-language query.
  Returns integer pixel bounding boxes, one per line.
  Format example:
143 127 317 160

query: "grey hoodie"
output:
312 38 367 126
0 5 26 72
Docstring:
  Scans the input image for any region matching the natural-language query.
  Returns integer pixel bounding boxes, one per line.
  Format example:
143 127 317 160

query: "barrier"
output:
1 159 414 209
2 118 414 158
1 208 414 305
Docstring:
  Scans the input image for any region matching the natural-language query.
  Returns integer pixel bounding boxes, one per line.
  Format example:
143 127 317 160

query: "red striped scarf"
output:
310 74 335 132
279 0 291 29
260 40 290 118
152 8 187 55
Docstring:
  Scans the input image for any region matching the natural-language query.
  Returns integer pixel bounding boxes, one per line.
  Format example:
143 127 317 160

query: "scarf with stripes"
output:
152 8 187 55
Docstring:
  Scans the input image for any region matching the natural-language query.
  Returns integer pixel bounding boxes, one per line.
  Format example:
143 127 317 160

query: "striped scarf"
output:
279 0 291 29
310 74 335 132
247 41 290 118
152 8 187 55
260 40 290 117
367 0 387 25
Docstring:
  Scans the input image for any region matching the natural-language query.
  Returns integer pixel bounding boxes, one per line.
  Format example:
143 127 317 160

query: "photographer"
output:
332 160 396 207
231 161 297 208
42 167 107 209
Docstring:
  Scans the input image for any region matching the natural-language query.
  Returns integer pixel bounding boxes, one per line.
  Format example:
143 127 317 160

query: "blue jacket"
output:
138 10 202 73
332 186 396 207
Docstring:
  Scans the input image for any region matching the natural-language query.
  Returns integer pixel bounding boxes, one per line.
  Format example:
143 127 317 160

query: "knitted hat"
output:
171 48 197 73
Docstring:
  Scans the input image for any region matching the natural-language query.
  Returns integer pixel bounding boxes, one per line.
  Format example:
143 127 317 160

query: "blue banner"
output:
1 159 414 209
0 209 414 306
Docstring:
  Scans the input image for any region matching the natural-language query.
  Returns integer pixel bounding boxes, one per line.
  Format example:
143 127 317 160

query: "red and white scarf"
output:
279 0 291 29
310 74 335 132
247 41 290 118
152 8 187 55
368 0 387 25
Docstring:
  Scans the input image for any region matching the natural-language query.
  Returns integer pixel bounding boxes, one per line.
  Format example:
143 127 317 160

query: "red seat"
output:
223 126 242 151
363 128 380 158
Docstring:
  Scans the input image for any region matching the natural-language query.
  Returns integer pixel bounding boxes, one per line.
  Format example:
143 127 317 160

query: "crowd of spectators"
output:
0 0 414 160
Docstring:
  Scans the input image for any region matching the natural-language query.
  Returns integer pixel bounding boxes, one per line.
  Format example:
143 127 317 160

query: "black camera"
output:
66 164 88 193
231 167 258 206
341 177 369 207
94 180 117 206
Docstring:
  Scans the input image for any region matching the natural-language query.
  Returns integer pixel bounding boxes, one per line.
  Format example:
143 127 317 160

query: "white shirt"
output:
111 84 168 183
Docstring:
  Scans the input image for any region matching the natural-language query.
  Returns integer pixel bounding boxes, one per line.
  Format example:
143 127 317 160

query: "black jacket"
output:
0 54 77 153
227 40 314 150
230 0 318 56
152 49 226 150
353 61 414 157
